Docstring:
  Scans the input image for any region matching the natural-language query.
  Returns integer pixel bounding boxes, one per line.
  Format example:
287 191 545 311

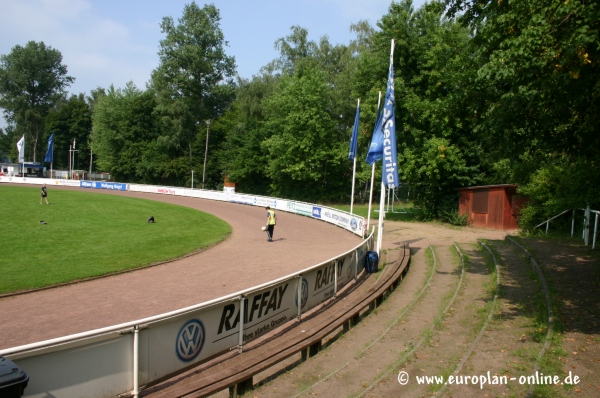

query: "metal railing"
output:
535 207 599 249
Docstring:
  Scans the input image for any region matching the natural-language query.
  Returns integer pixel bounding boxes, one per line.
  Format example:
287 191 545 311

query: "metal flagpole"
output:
202 120 210 190
377 39 396 255
350 98 360 214
377 181 385 255
366 92 382 233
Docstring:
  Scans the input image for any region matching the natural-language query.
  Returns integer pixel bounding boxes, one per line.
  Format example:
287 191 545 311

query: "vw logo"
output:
294 278 309 309
350 218 358 231
175 319 205 362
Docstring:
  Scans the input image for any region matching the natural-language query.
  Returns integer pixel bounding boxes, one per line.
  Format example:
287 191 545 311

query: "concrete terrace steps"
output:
246 244 465 398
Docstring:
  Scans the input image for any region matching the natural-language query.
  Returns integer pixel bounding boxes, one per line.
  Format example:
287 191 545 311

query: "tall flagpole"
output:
367 91 382 235
350 98 360 214
376 39 395 255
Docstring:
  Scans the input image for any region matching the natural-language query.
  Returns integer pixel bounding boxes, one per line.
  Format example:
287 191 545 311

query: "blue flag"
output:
365 105 384 165
44 133 54 163
348 102 360 160
381 62 399 188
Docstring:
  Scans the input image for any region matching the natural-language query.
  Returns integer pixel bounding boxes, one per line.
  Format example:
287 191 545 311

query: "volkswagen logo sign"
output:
294 278 309 309
350 218 358 231
175 319 206 362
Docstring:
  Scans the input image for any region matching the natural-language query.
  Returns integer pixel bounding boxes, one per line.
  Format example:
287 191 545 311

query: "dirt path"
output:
0 186 360 350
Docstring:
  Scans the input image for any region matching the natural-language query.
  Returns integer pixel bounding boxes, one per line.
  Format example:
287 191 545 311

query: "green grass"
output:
0 185 231 294
329 202 422 222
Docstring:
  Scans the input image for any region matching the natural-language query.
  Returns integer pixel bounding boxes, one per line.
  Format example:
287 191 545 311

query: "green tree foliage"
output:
151 2 236 186
91 83 160 182
216 26 361 201
214 73 277 194
0 41 74 162
45 94 92 170
263 65 345 200
0 125 16 163
445 0 600 227
354 0 482 217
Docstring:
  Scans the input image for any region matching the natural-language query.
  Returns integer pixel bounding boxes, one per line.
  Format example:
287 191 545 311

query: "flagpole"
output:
366 91 382 235
376 39 396 255
350 98 360 214
377 181 385 255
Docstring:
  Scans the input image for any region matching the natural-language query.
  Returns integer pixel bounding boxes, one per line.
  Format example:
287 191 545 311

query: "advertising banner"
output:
182 189 226 201
310 205 364 236
56 179 82 187
145 277 300 382
80 181 127 190
286 201 313 217
227 193 253 205
0 176 37 184
156 187 178 195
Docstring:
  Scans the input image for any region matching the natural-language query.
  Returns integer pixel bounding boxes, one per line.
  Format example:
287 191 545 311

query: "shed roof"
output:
456 184 517 191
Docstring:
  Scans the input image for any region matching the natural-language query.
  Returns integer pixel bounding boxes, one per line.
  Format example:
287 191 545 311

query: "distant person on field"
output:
40 184 49 204
266 206 277 242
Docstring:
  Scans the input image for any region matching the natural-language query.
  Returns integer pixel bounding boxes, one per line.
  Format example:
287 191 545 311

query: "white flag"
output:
16 135 25 163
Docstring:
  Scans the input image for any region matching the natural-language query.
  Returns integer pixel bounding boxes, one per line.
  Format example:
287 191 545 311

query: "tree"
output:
444 0 600 226
0 41 74 162
353 0 482 217
214 73 277 194
92 83 159 182
45 94 92 170
151 2 236 185
262 66 345 200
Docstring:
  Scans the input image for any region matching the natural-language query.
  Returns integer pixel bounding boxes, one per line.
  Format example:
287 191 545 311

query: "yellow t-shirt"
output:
267 210 276 225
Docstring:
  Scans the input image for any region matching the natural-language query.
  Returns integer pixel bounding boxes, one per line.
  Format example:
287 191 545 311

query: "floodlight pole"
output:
191 170 194 189
202 120 210 190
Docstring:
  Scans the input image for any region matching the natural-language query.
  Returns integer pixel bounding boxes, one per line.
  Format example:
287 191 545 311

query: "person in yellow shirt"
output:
266 206 277 242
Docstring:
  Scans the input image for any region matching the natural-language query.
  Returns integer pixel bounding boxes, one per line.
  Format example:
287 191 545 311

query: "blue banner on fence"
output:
81 181 127 190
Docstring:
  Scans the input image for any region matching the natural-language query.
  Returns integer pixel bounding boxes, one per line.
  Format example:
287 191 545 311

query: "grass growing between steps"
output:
507 237 569 398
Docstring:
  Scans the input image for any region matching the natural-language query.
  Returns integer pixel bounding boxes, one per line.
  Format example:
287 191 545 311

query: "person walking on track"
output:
266 206 277 242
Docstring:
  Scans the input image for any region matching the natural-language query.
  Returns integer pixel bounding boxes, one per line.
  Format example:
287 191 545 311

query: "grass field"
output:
0 185 231 294
330 202 421 222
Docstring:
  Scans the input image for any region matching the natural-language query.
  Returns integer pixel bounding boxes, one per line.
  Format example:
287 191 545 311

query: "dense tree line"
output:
1 0 598 228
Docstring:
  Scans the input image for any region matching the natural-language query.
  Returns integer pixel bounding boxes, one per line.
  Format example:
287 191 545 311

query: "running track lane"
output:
0 185 361 350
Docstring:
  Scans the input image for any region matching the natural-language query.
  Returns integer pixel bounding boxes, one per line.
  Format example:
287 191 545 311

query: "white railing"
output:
535 207 599 249
0 177 370 398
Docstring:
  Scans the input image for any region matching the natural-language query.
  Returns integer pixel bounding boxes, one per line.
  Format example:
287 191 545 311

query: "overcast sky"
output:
0 0 426 128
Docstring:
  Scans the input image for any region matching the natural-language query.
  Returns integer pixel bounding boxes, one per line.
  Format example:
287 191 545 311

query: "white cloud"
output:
0 0 143 95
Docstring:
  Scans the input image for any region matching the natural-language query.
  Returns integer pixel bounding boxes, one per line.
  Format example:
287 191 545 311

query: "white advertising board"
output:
14 332 133 398
144 277 300 382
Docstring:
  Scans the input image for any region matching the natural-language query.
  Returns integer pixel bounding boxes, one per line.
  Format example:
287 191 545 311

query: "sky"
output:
0 0 426 128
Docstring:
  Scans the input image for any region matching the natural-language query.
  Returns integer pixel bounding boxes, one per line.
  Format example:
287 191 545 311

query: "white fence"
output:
534 206 600 249
0 177 370 397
